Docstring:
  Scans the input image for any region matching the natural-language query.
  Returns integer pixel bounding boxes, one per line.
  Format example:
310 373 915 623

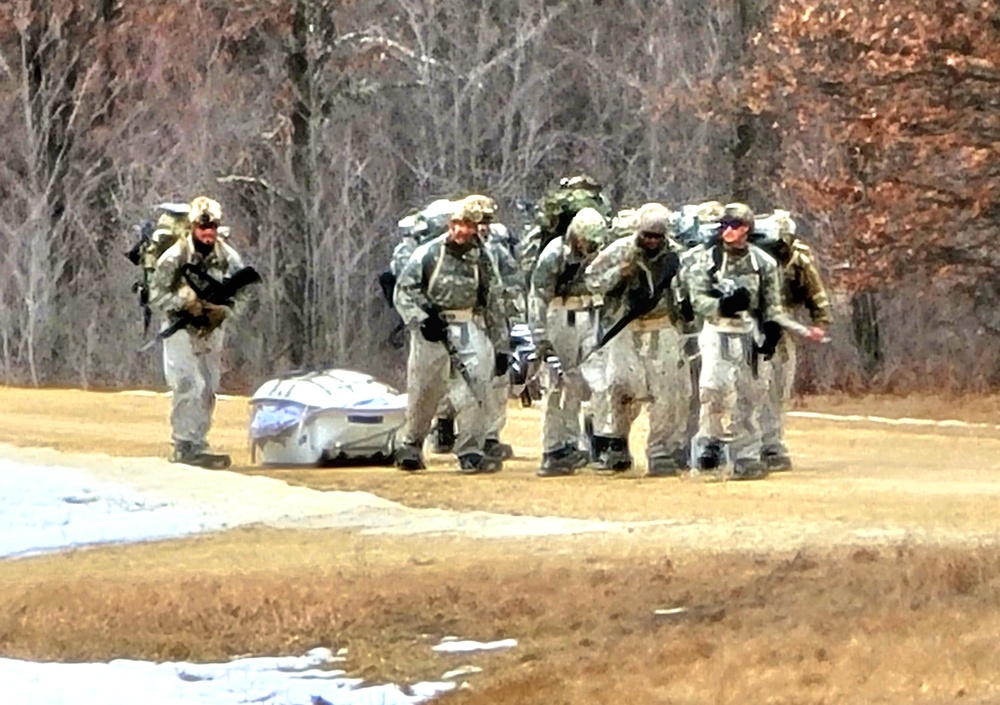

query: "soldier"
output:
464 193 520 461
687 203 824 480
380 200 459 453
585 204 691 477
753 212 832 470
392 200 508 475
528 208 609 477
675 201 725 464
148 196 251 468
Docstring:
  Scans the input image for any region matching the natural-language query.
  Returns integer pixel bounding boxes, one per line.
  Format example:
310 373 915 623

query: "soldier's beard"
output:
193 237 215 256
445 238 476 256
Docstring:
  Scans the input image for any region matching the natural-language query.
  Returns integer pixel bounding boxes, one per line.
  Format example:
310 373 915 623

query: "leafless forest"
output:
1 0 997 393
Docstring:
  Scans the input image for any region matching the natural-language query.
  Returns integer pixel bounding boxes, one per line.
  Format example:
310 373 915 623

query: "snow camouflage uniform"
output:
393 201 509 474
148 197 249 467
675 201 726 458
528 208 609 476
585 204 692 477
686 203 784 479
753 213 832 470
386 200 458 452
466 194 523 461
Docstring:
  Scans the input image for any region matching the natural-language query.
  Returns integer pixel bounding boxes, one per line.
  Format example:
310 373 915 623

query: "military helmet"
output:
451 199 486 225
462 194 496 223
636 203 672 236
559 174 602 192
721 203 754 227
189 196 222 227
566 207 609 253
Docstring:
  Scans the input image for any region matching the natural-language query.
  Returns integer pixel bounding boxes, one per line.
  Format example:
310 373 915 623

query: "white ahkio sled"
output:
249 369 406 466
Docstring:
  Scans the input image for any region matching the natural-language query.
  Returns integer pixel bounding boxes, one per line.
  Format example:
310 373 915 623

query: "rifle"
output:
125 220 156 334
139 264 261 352
596 252 680 349
422 304 479 397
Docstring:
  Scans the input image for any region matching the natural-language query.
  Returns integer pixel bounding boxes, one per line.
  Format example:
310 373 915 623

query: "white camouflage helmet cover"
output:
189 196 222 227
566 206 609 251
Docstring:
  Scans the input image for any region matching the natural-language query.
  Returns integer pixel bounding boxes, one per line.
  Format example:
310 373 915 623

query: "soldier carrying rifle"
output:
148 196 256 469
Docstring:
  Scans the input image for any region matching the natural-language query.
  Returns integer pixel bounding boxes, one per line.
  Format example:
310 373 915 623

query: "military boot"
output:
761 446 793 472
564 444 591 470
733 458 769 481
394 442 426 471
170 441 231 469
646 456 681 478
697 438 725 471
598 437 632 472
429 417 456 454
484 438 514 461
458 452 502 475
537 447 576 477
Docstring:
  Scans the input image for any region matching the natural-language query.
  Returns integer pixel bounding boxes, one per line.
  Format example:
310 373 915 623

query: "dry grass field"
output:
2 385 1000 704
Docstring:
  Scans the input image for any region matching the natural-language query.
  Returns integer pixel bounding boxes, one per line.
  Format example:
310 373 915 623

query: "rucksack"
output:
125 202 191 332
517 178 613 277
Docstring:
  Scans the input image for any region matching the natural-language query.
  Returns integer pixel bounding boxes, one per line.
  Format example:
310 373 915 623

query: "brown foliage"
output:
747 0 1000 292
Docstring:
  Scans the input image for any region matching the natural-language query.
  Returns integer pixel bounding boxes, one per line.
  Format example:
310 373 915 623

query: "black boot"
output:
484 438 514 460
697 438 725 471
600 437 632 472
733 458 769 481
537 447 576 477
394 442 426 471
458 452 502 475
171 441 231 469
761 446 792 471
429 417 456 453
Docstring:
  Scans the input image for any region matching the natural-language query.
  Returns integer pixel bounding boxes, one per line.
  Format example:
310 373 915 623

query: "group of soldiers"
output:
382 176 831 480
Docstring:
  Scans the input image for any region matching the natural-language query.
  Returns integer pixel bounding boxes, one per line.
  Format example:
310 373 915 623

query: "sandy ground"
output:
3 386 1000 704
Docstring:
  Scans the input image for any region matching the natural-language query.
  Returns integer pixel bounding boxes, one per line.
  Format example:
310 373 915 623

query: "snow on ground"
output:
0 445 623 705
1 647 456 705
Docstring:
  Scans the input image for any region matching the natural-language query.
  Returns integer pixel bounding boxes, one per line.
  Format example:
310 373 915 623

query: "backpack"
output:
517 179 613 277
125 202 191 332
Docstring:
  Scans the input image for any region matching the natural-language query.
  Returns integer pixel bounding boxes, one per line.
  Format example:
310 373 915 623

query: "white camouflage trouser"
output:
605 318 691 463
399 316 493 458
162 326 224 449
485 370 508 442
542 303 601 454
695 323 767 463
759 335 797 455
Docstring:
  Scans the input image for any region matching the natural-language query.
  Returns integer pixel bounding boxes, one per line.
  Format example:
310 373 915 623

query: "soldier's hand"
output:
718 287 751 317
804 325 828 343
420 314 448 343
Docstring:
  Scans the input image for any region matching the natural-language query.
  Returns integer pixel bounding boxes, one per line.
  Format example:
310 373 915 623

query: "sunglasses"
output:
638 230 665 240
720 220 747 230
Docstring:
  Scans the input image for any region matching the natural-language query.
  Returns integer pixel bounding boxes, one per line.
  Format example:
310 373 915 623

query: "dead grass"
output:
3 386 1000 703
3 532 1000 704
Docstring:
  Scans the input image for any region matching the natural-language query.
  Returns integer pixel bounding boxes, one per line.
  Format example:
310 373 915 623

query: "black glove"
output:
420 313 448 343
626 284 650 310
718 287 751 317
755 321 783 360
494 352 510 377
